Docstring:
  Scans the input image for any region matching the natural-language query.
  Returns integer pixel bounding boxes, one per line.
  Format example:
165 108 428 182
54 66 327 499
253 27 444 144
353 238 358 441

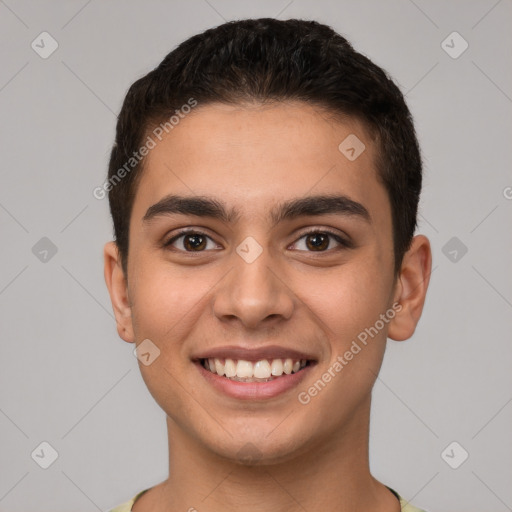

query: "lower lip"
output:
195 361 313 400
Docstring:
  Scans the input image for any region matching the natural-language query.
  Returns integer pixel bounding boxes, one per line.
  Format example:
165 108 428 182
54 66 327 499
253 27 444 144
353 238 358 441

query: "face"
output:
105 101 430 464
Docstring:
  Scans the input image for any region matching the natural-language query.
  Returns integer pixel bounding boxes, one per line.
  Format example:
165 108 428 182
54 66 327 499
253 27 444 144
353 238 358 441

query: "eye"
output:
164 230 220 252
291 230 350 252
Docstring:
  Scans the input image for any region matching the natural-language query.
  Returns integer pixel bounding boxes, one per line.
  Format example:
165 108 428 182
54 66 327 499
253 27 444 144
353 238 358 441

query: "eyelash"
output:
293 229 352 251
163 228 352 253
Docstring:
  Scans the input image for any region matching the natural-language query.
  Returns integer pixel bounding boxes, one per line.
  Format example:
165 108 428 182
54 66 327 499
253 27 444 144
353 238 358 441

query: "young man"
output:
104 18 431 512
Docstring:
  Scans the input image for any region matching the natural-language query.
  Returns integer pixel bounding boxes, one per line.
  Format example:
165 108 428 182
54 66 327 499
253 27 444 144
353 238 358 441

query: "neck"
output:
135 395 400 512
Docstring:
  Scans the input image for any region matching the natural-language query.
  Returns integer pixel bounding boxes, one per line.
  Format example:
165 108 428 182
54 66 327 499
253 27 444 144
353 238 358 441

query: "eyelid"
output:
163 228 220 249
290 228 353 251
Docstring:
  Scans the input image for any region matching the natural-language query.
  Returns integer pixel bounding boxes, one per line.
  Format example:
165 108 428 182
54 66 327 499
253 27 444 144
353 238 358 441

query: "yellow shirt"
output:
108 486 428 511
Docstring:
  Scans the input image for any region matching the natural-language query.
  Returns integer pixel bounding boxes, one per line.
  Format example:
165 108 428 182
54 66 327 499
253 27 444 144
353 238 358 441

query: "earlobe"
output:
103 241 135 343
388 235 432 342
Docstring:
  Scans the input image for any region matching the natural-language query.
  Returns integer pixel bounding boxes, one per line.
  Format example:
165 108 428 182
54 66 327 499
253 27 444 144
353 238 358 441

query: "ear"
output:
388 235 432 341
103 241 135 343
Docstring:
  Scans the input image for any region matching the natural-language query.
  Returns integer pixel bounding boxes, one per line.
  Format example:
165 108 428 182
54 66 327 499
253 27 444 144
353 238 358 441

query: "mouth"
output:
199 357 311 383
192 346 317 400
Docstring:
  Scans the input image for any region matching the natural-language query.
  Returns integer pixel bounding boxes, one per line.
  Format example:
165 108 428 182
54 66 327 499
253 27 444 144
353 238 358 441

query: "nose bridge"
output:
213 240 294 328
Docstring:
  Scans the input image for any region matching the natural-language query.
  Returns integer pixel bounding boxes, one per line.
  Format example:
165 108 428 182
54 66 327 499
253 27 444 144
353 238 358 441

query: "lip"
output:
196 360 314 400
191 345 316 362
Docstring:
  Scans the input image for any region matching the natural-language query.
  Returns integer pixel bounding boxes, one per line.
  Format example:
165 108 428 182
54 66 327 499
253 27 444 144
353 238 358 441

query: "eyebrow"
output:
142 194 371 226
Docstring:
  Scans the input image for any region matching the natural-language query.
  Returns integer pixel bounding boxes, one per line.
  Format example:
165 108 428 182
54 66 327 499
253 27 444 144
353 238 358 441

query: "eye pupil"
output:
184 234 206 251
306 233 329 251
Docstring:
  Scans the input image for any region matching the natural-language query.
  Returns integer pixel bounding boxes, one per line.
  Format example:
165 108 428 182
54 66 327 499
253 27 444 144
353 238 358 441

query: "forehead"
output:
132 101 388 224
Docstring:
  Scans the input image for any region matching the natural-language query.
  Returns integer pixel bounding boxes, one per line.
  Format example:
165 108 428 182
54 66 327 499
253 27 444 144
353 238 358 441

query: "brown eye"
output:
183 234 207 251
165 231 218 252
292 230 349 252
305 233 330 251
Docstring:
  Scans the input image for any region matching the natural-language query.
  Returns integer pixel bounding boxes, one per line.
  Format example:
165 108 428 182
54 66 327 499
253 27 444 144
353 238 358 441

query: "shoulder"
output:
387 485 428 512
398 494 429 512
108 489 149 512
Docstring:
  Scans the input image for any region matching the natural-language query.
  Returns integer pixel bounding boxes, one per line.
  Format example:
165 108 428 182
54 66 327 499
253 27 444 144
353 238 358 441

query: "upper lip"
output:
192 345 317 362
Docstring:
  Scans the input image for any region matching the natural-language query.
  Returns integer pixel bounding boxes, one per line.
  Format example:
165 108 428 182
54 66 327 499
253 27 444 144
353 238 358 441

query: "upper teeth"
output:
203 358 307 380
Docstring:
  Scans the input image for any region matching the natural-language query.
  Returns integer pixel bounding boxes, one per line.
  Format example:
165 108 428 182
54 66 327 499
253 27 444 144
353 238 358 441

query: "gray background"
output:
0 0 511 511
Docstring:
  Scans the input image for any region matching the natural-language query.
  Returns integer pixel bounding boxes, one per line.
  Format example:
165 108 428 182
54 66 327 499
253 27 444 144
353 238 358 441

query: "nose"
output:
212 246 295 330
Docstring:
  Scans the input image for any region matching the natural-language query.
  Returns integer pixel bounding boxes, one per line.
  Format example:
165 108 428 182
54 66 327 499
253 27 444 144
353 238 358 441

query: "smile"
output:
201 357 309 382
193 345 317 399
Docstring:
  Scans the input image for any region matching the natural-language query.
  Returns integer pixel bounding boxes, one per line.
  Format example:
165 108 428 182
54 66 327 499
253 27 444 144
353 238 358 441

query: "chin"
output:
202 422 316 467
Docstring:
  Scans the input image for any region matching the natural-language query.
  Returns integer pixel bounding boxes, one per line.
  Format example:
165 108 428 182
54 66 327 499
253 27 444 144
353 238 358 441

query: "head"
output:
104 18 431 464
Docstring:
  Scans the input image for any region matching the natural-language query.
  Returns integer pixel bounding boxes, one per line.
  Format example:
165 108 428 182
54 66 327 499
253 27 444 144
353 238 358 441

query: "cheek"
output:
293 266 391 421
128 257 223 359
128 260 194 341
127 263 204 416
301 262 392 345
